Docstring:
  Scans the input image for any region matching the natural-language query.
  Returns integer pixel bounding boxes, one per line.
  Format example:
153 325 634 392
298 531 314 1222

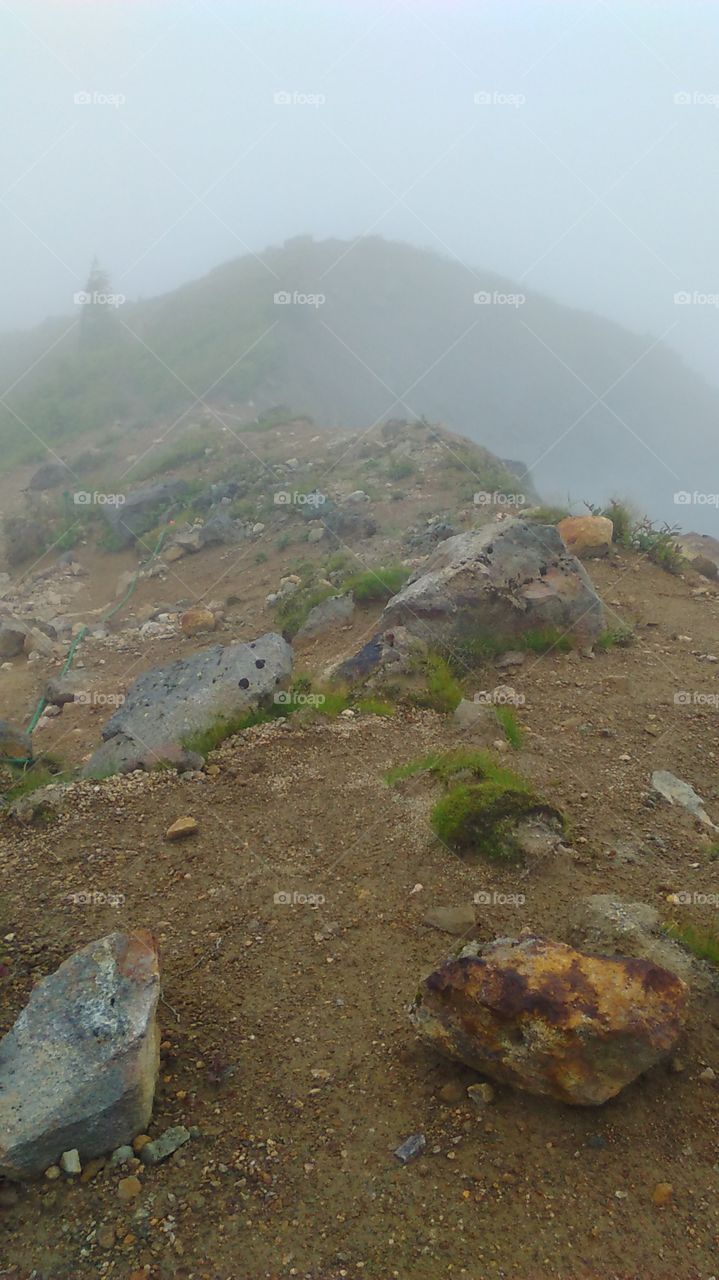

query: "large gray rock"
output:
102 480 188 548
28 462 70 491
296 594 354 640
568 895 694 984
0 931 160 1180
379 519 605 649
83 633 292 777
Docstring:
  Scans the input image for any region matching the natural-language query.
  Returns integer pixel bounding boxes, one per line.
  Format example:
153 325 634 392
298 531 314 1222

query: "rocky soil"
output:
1 418 719 1279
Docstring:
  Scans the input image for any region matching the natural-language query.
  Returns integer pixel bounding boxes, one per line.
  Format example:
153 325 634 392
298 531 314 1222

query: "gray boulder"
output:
568 894 693 984
0 931 160 1180
84 633 292 777
28 462 70 491
380 519 605 649
102 480 188 548
296 594 355 640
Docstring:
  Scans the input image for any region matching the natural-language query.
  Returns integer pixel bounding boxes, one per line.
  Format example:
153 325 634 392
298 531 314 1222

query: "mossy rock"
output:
431 779 561 863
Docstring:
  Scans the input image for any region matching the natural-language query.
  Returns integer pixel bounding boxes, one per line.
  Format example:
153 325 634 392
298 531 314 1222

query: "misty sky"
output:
2 0 719 385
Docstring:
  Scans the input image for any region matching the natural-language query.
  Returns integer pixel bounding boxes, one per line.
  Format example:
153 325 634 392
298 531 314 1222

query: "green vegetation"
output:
125 428 218 483
495 704 523 749
421 652 463 713
588 499 686 575
450 626 572 673
342 563 411 603
664 921 719 969
274 583 336 639
596 623 635 651
525 504 572 524
385 749 561 862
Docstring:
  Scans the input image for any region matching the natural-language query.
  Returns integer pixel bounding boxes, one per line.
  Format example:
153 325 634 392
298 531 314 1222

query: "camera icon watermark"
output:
673 490 719 506
474 90 526 108
273 889 326 906
474 889 526 906
673 91 719 108
673 290 719 307
474 290 525 308
73 491 126 507
273 90 326 107
667 889 719 906
274 290 325 308
474 685 526 708
274 690 326 708
74 90 126 108
674 690 719 709
474 490 526 507
273 489 327 507
67 889 126 908
75 690 126 708
74 290 125 308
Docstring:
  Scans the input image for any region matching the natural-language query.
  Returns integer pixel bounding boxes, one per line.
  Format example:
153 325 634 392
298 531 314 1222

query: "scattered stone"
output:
132 1134 152 1154
60 1149 81 1176
394 1133 426 1164
44 1165 61 1181
423 905 476 936
557 515 613 559
568 895 694 983
437 1080 465 1104
652 1182 673 1207
180 607 217 637
101 480 187 549
411 934 688 1105
80 1156 106 1182
165 816 199 841
117 1174 142 1202
97 1223 116 1249
452 699 497 735
0 623 28 659
139 1125 191 1166
496 650 526 670
699 1067 716 1082
110 1145 135 1168
467 1082 495 1106
651 770 717 830
45 672 88 707
0 931 161 1180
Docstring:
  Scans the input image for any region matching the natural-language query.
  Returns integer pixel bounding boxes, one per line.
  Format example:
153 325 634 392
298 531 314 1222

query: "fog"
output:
1 0 719 531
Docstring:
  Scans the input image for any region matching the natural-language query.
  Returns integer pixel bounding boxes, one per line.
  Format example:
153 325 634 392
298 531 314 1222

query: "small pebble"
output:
438 1081 465 1105
97 1223 116 1249
110 1145 134 1167
165 816 199 841
652 1182 673 1206
117 1175 142 1203
467 1083 495 1107
394 1133 426 1164
44 1165 61 1181
700 1067 716 1082
60 1149 81 1176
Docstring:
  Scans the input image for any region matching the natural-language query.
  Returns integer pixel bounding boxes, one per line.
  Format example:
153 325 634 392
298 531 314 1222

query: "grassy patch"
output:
596 623 635 651
385 748 561 862
421 652 463 713
342 563 411 603
664 921 719 969
125 429 220 482
274 583 336 639
495 704 522 749
525 505 572 524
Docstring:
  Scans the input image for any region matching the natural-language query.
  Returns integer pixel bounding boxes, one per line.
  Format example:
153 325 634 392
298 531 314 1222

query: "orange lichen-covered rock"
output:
410 933 687 1105
557 515 613 559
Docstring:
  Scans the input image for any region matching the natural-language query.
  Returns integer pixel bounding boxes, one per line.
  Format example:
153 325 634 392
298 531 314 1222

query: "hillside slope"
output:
1 236 716 529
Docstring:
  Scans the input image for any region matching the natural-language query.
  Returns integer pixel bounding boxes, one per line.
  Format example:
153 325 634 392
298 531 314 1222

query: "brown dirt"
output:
1 543 719 1278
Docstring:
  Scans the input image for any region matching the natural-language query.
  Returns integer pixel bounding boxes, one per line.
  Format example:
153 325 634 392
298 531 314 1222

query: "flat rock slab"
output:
411 934 687 1106
83 633 292 777
0 931 160 1180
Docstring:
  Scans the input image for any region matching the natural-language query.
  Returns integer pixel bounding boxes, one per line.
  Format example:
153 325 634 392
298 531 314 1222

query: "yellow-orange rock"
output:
180 608 216 637
410 934 687 1106
557 515 613 559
